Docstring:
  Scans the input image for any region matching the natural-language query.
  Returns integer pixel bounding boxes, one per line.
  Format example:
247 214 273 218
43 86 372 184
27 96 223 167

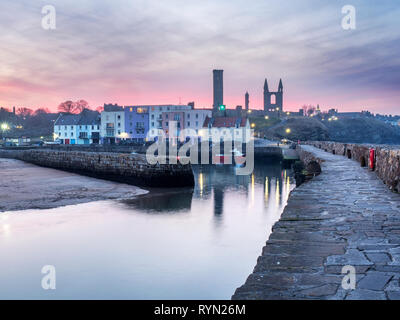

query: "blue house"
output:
124 106 149 143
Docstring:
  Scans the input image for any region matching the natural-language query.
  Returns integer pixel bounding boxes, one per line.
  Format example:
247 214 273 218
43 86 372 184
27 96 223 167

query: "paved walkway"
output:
233 145 400 300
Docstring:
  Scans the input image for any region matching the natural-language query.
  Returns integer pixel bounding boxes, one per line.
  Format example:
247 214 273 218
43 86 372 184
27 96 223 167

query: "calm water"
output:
0 162 294 299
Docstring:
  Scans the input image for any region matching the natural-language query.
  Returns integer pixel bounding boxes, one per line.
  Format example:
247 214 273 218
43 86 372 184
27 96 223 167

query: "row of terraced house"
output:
54 103 250 145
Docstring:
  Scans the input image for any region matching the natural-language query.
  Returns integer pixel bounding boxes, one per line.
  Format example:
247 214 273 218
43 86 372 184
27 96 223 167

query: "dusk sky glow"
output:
0 0 399 114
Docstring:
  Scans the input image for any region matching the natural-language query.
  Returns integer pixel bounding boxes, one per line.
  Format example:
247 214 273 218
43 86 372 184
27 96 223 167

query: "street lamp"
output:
265 116 269 120
251 123 256 128
1 123 10 142
285 128 291 134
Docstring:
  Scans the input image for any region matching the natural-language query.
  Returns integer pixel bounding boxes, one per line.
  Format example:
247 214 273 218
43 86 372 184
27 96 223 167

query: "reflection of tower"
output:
263 78 283 112
213 69 223 116
245 92 249 111
213 187 224 217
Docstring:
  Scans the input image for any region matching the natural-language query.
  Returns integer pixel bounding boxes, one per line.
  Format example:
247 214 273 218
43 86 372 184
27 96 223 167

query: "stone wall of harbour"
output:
303 141 400 193
0 149 194 188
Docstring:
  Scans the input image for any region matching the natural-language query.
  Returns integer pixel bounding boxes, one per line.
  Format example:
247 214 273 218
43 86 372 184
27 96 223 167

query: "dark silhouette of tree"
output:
17 107 33 118
58 100 90 114
34 108 50 115
75 100 89 113
58 100 75 113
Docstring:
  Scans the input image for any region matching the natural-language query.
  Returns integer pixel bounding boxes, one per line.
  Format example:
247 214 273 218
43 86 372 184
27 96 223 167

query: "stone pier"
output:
0 149 194 188
233 145 400 300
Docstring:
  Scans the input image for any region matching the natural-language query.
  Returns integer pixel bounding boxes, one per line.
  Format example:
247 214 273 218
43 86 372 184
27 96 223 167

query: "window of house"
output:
71 126 73 129
196 114 199 119
151 122 154 127
174 114 180 121
151 114 154 119
117 115 121 120
71 132 73 137
188 122 190 126
118 123 121 127
196 121 198 126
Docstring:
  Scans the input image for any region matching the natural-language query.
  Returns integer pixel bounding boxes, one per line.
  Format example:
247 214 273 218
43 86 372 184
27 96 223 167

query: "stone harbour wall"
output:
304 141 400 193
0 149 194 188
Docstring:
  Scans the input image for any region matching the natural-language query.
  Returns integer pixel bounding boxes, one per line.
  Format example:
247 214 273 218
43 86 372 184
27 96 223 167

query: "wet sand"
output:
0 158 148 212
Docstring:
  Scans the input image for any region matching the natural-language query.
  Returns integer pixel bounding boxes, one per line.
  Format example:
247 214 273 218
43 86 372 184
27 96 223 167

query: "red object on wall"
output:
369 149 375 170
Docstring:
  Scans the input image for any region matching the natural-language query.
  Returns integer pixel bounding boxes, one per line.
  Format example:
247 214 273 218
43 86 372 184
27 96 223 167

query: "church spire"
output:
264 78 269 92
278 78 283 92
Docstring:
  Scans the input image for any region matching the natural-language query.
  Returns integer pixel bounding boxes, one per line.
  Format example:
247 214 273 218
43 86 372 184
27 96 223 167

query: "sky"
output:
0 0 399 114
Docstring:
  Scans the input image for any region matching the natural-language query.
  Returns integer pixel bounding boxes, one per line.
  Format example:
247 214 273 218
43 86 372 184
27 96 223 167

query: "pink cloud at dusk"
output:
0 0 399 114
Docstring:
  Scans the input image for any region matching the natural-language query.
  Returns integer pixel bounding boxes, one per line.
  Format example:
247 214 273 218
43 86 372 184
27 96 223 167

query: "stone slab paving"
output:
232 145 400 300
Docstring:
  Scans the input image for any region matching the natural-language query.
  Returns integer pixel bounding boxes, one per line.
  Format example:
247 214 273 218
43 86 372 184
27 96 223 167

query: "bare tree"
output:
34 108 50 115
58 100 90 114
58 100 76 113
74 100 89 113
17 107 33 118
302 105 316 117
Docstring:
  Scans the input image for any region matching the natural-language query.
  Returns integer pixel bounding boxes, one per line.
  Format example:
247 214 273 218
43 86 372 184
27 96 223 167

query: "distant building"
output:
77 110 101 144
54 114 80 145
54 109 100 144
264 78 283 113
100 104 125 144
124 106 149 143
162 111 185 141
147 105 193 139
213 69 224 116
245 92 249 111
201 116 250 143
184 109 212 141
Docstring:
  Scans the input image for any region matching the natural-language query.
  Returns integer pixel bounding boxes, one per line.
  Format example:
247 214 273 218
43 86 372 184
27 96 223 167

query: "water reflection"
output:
122 160 293 228
0 160 295 299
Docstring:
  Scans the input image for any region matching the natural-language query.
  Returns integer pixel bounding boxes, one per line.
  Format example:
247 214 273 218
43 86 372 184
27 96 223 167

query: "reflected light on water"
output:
199 172 204 197
0 162 295 299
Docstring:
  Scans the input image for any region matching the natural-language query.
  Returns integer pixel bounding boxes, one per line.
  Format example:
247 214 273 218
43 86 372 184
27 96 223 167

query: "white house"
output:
100 104 125 144
54 114 80 145
54 110 101 145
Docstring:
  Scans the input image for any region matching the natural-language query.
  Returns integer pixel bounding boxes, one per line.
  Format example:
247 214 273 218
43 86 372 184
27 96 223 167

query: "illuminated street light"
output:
251 123 256 128
285 128 291 134
1 123 10 131
247 110 252 113
286 112 290 115
264 116 269 120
